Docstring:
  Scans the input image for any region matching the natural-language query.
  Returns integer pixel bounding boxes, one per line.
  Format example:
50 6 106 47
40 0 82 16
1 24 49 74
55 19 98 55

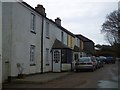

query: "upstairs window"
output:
61 31 64 43
30 45 35 66
31 13 36 33
46 22 50 39
77 39 80 47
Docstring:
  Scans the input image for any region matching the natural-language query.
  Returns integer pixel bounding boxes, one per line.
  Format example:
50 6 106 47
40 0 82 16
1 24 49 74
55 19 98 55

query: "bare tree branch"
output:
101 10 120 45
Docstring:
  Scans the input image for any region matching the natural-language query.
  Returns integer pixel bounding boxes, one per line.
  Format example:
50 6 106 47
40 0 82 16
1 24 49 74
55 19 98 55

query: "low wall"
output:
62 64 71 71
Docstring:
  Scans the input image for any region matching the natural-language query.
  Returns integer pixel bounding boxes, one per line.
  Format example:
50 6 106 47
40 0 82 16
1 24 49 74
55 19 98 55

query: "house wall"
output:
0 1 2 89
63 32 68 45
73 37 81 62
67 35 75 49
84 41 95 55
62 64 71 71
63 35 75 71
75 37 80 48
80 40 84 50
42 19 69 72
2 2 13 82
43 19 62 72
72 37 75 49
2 2 42 81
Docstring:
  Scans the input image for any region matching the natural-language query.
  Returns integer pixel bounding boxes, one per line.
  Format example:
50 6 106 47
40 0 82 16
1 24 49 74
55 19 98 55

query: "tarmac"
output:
5 72 73 84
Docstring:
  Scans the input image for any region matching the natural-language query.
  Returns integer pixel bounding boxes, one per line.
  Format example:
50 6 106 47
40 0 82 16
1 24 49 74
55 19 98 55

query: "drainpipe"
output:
41 17 44 74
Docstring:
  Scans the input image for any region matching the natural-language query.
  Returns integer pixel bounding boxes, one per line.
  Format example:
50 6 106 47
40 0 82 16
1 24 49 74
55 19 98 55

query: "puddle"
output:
98 80 118 88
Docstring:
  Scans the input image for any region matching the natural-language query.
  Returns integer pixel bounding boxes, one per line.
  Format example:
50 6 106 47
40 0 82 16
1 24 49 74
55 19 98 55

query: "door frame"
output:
52 49 62 72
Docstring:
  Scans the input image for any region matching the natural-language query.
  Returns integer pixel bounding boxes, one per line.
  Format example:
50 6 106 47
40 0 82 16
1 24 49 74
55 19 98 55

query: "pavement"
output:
4 72 73 84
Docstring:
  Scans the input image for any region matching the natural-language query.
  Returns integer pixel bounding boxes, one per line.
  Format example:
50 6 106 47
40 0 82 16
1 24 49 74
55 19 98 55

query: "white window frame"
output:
46 48 49 65
30 45 35 66
46 22 50 38
31 13 36 33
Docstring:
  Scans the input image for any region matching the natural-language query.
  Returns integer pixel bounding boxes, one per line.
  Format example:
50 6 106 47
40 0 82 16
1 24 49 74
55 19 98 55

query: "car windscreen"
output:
79 58 91 62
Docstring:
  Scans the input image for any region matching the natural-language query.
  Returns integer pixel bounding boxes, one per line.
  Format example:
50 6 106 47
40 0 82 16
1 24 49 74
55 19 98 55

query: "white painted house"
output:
42 17 75 72
2 2 42 82
0 1 2 89
2 0 88 82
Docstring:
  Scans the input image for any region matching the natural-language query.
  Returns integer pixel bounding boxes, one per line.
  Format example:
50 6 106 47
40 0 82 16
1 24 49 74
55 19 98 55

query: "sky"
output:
22 0 119 45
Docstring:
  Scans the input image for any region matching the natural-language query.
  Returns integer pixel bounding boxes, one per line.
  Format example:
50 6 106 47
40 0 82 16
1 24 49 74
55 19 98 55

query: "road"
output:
3 61 119 89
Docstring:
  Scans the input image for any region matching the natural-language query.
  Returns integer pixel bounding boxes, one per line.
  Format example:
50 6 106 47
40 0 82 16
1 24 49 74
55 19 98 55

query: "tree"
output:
94 44 116 57
101 9 120 45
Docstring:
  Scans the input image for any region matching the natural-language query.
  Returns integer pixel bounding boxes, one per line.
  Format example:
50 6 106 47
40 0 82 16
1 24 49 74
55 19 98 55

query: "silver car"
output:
75 57 96 72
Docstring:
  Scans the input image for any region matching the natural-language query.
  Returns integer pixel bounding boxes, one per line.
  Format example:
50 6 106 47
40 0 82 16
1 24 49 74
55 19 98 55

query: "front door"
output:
52 49 61 72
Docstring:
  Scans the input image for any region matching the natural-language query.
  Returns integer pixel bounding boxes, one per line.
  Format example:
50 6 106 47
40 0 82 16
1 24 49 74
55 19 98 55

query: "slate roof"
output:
52 39 71 49
75 34 94 43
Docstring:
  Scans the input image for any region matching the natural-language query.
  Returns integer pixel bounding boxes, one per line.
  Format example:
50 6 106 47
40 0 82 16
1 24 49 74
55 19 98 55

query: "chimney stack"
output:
35 4 46 17
55 17 61 26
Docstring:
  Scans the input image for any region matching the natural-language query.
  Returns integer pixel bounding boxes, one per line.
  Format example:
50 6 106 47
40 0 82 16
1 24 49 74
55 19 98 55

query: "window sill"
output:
31 31 36 34
46 64 49 66
46 36 50 39
30 64 36 66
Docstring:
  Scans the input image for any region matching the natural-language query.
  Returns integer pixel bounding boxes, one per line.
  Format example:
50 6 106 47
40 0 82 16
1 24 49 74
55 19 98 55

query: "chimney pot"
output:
35 4 46 16
55 17 61 26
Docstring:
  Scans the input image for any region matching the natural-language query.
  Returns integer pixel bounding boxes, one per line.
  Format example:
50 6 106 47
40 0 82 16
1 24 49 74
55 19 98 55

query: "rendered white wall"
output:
11 2 42 76
2 2 12 82
0 1 2 89
42 18 69 72
2 2 42 81
43 20 61 72
43 18 70 72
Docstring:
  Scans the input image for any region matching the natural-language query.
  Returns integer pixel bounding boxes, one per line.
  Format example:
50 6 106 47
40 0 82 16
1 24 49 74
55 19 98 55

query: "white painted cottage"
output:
42 17 76 72
2 2 42 82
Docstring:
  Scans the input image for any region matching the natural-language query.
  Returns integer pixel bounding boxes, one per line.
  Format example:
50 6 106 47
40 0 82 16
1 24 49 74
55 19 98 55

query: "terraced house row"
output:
1 1 95 82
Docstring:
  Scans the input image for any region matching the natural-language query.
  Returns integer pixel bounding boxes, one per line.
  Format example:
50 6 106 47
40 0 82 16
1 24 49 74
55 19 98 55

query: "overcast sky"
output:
23 0 119 45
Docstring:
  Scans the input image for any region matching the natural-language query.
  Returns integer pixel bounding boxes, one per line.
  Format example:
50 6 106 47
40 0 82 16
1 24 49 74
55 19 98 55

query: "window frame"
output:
46 22 50 39
31 13 36 34
30 45 36 66
61 31 64 43
74 53 79 61
46 48 49 65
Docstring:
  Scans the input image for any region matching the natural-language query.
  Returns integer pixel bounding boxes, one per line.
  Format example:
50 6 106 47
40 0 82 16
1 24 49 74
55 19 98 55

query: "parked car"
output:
91 56 98 69
96 57 101 68
96 57 104 68
99 56 106 64
105 57 115 64
111 57 116 64
75 57 96 72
